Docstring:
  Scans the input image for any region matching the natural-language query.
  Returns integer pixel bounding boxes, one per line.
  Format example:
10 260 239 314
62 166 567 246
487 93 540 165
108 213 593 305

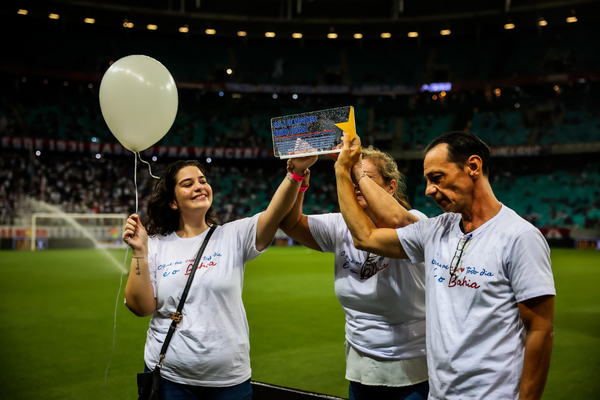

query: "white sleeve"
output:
408 208 428 222
307 213 343 254
396 219 427 264
507 228 556 303
147 236 158 298
225 213 268 263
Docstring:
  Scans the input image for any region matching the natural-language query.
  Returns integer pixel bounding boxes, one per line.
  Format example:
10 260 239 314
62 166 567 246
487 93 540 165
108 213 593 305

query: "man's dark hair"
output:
425 131 490 176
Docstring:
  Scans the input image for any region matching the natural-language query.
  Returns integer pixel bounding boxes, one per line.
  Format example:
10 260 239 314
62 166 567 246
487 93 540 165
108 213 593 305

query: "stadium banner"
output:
0 225 121 240
4 64 599 96
1 137 273 159
2 137 558 159
538 227 571 239
420 82 452 92
0 226 48 239
490 145 550 157
352 84 416 95
178 82 352 94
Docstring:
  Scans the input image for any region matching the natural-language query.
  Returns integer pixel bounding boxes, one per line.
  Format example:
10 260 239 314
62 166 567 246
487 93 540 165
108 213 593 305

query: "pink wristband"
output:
299 184 309 193
289 172 305 182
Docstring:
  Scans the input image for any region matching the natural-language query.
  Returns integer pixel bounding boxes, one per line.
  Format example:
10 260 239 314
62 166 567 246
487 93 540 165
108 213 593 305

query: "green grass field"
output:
0 247 598 399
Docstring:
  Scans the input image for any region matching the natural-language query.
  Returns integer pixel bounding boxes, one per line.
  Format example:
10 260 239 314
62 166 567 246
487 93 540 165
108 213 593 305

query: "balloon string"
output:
134 153 139 213
137 152 160 179
106 151 138 398
104 246 128 399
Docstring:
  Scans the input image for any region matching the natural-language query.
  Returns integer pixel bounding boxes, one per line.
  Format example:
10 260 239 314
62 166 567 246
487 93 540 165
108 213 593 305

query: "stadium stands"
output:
6 21 600 86
0 149 339 227
470 109 532 147
2 4 600 400
2 11 600 241
6 81 598 151
412 156 600 231
3 145 599 232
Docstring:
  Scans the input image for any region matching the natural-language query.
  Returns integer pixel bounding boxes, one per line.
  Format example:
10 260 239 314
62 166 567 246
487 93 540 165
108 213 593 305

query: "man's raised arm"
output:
334 134 409 259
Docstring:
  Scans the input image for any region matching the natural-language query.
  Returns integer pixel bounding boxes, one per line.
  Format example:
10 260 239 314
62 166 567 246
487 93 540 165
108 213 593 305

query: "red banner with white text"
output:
1 137 273 159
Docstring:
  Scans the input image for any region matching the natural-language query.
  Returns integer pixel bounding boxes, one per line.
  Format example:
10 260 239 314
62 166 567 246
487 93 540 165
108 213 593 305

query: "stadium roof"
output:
11 0 600 40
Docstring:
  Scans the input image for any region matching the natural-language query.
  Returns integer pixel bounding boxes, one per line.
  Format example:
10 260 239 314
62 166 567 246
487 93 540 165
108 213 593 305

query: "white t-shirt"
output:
308 211 427 361
143 214 265 387
396 205 556 400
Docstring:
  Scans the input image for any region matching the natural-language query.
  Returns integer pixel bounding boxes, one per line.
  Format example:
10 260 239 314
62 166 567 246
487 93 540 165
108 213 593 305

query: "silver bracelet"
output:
285 174 296 183
356 172 368 185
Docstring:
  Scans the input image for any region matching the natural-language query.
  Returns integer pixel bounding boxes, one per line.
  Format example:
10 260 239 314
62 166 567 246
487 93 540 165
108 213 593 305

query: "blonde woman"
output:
280 139 428 400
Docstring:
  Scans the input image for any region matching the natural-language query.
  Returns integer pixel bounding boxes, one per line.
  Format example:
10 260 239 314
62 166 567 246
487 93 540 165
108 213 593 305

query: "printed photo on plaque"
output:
271 106 356 159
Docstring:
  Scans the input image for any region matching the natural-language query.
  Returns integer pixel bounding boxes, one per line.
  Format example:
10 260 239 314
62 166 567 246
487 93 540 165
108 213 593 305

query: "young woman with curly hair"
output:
123 156 316 400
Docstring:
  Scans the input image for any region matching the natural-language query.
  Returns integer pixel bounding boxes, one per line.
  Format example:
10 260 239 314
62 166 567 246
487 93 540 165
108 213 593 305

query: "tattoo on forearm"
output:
136 258 141 275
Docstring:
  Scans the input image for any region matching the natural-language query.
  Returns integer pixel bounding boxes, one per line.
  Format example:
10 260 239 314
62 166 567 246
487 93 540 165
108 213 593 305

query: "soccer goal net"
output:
28 213 128 251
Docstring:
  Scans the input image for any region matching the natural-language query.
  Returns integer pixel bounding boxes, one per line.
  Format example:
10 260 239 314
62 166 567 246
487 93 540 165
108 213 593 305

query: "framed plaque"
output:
271 106 356 159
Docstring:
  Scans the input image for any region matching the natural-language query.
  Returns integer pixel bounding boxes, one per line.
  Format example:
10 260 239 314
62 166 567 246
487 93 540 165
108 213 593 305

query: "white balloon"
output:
99 55 178 152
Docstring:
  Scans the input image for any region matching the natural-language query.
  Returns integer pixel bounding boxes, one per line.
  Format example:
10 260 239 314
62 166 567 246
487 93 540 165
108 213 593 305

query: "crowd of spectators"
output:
412 157 600 231
3 80 599 155
0 150 137 225
2 148 599 233
3 19 600 233
0 150 339 227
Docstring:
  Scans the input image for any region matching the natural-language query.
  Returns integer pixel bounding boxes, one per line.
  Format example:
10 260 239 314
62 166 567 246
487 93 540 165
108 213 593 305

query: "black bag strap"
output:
155 225 217 368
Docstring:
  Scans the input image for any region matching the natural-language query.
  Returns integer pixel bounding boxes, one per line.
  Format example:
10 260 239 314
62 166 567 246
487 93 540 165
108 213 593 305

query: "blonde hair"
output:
362 146 411 210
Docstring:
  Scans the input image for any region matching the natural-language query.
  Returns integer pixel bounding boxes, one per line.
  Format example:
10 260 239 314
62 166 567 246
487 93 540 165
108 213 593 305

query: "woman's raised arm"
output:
279 160 323 251
255 155 317 251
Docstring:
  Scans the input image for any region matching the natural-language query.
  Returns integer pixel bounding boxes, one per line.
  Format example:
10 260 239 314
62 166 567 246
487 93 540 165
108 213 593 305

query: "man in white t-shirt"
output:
334 131 555 400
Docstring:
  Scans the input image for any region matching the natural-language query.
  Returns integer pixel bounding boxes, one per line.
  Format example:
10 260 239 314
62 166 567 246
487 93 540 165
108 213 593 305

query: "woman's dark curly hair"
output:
143 160 218 236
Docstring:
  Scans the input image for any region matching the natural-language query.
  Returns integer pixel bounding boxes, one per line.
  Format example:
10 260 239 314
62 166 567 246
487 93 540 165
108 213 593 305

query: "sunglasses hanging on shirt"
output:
449 234 473 280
